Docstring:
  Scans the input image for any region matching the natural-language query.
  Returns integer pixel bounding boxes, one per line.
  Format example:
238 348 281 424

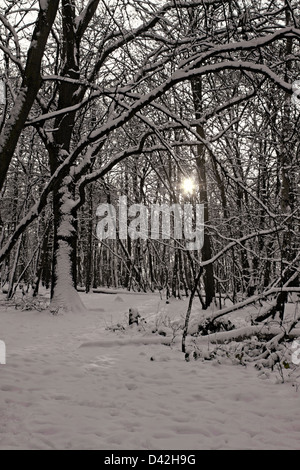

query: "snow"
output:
50 241 86 314
0 291 299 450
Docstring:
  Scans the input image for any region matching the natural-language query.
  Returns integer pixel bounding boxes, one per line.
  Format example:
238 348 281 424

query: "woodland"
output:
0 0 300 363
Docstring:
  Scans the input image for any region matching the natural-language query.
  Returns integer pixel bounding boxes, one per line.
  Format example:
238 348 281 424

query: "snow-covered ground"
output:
0 290 300 450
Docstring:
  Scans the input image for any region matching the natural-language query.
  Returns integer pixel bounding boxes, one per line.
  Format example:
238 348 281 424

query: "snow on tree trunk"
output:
51 239 85 314
0 0 59 192
51 177 86 314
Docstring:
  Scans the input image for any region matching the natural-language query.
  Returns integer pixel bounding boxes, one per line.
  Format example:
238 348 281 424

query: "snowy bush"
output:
188 333 300 388
14 295 49 312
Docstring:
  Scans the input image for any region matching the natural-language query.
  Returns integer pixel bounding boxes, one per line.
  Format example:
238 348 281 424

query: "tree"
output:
0 0 59 191
0 0 299 315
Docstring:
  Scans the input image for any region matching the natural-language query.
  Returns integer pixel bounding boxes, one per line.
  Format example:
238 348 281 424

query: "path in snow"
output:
0 292 299 450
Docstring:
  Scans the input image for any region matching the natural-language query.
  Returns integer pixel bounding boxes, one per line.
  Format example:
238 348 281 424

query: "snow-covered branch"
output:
191 325 300 345
0 0 59 192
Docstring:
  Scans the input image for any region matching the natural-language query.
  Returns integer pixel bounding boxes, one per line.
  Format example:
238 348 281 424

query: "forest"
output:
1 0 299 319
0 0 300 450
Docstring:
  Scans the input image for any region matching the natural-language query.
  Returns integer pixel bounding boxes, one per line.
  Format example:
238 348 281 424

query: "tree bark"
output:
0 1 59 191
191 77 215 308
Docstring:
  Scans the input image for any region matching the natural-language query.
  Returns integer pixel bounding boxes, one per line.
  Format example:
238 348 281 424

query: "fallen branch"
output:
205 287 300 324
192 325 300 345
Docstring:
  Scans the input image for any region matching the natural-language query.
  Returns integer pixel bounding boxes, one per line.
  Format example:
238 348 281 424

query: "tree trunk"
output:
50 178 85 313
7 236 22 300
0 1 59 191
191 77 215 308
85 186 94 293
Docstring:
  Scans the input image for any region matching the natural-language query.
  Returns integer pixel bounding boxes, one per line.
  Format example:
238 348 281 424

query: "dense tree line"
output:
0 1 299 326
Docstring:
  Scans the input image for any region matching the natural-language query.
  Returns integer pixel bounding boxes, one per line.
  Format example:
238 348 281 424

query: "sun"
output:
181 177 196 195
